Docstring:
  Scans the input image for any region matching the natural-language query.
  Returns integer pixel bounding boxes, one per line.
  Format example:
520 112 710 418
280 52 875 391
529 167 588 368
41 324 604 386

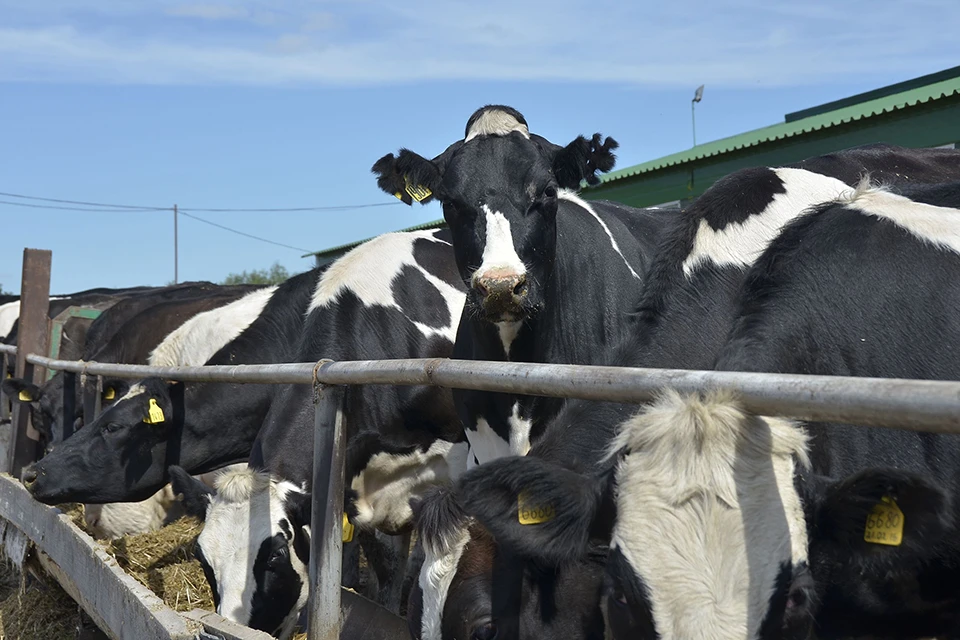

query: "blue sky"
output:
2 0 958 294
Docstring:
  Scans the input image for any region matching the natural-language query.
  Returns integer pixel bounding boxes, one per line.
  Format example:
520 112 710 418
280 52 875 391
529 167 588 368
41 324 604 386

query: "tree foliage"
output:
221 262 291 286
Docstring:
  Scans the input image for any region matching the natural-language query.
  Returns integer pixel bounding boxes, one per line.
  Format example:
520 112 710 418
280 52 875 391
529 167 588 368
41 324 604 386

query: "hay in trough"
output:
0 560 102 640
98 514 215 612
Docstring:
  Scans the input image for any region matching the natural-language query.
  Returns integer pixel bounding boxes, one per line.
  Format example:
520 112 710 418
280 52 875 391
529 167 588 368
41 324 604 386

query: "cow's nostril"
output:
513 277 527 296
21 466 38 486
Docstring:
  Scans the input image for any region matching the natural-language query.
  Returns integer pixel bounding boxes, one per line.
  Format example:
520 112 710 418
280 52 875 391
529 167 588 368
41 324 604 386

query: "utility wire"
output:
0 199 163 213
178 211 311 253
0 191 169 210
0 188 406 254
0 190 403 213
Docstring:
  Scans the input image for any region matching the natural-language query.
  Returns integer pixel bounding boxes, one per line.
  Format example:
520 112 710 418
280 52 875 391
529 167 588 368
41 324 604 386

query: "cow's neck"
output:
174 383 269 474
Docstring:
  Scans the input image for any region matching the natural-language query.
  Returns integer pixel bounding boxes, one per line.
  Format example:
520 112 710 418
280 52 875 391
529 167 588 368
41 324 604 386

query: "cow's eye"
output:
471 622 497 640
269 545 288 566
102 422 125 434
610 589 627 607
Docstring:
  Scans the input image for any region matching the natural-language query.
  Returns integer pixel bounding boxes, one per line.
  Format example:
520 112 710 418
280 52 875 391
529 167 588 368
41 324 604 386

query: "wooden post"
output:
7 249 51 478
308 383 346 640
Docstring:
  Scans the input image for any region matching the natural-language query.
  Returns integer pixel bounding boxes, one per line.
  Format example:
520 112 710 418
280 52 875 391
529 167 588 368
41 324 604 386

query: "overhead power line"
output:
178 211 311 253
0 190 403 213
0 199 162 213
0 191 169 210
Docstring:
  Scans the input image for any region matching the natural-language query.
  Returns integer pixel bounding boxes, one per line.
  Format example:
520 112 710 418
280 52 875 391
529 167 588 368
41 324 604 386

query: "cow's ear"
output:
169 465 213 521
535 133 618 190
412 485 470 556
371 141 463 206
814 468 951 559
455 456 606 566
2 378 41 404
286 490 312 530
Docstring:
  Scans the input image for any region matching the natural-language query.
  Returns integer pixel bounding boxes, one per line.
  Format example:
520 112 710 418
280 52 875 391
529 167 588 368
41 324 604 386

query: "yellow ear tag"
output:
864 496 904 546
18 390 33 402
404 177 432 202
103 387 116 401
342 513 355 543
518 490 556 525
144 398 165 424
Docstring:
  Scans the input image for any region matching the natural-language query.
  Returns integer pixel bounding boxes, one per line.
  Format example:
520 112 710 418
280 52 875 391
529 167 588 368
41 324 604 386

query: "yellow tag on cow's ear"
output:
144 398 165 424
342 513 355 543
864 496 904 546
103 387 116 401
518 490 556 525
18 389 33 402
404 177 432 203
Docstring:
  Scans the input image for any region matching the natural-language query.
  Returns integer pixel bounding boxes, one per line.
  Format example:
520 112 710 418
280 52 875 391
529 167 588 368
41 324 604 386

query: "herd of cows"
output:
2 104 960 640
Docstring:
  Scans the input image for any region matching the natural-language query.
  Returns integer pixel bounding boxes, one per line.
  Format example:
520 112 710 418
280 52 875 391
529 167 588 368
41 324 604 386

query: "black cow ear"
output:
455 456 605 566
286 490 312 529
539 133 618 190
371 141 463 206
169 465 214 521
814 468 951 559
2 378 41 404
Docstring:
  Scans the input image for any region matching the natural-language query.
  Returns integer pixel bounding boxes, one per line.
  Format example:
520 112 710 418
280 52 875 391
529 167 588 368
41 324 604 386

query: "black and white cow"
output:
2 287 253 449
470 181 960 640
404 146 960 640
372 105 669 464
170 228 470 638
21 269 319 504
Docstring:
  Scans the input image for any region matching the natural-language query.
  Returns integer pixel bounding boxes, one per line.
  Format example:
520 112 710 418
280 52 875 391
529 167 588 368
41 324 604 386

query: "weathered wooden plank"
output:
182 609 275 640
8 248 51 477
0 474 198 640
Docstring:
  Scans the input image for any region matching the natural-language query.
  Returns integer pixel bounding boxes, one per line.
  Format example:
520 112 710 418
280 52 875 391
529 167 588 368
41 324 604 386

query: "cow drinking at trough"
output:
169 228 469 638
372 105 668 464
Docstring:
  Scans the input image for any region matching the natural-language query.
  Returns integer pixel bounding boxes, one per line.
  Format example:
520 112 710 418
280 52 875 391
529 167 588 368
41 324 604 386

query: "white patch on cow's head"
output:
840 178 960 255
465 403 531 466
118 383 146 402
420 522 472 640
197 467 309 639
558 189 642 280
83 483 177 539
682 168 849 277
472 206 527 287
310 230 465 342
149 286 278 367
350 440 470 533
464 109 530 142
610 390 810 640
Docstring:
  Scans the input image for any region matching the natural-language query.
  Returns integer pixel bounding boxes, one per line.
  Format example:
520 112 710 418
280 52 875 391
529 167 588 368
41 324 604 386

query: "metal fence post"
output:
1 351 9 423
7 249 51 478
82 374 102 427
61 371 77 442
308 377 346 640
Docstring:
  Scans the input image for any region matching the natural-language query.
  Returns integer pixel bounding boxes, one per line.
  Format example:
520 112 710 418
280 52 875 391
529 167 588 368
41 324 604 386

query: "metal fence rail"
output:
26 353 960 432
7 352 960 640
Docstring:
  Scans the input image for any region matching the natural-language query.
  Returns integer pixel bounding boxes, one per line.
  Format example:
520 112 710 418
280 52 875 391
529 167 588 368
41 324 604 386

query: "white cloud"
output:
0 0 957 87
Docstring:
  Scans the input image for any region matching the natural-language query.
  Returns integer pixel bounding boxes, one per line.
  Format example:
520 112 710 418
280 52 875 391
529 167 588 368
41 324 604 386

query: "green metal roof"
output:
598 72 960 185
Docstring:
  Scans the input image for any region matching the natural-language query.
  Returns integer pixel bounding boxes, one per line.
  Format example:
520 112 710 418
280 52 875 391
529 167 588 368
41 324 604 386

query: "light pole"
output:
692 84 704 147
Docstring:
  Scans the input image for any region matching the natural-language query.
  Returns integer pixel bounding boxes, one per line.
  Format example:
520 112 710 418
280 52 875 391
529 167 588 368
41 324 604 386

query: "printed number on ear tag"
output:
144 398 166 424
518 490 556 525
103 387 116 401
864 496 904 546
404 177 432 202
18 390 32 402
342 513 355 543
